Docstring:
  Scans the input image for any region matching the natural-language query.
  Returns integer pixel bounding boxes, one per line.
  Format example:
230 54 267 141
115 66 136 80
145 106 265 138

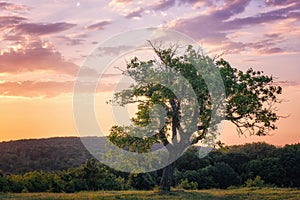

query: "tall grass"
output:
1 187 299 200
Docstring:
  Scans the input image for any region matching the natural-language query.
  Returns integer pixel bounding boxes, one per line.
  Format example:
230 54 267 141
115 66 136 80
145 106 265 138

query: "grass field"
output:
1 188 300 200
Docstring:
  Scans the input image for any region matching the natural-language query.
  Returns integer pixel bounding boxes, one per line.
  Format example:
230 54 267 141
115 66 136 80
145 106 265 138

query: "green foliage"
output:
109 43 282 152
229 142 278 160
175 146 210 171
195 168 218 189
0 170 9 192
107 43 282 191
279 143 300 187
7 174 25 193
107 126 156 153
217 60 282 136
174 163 240 190
0 140 300 192
22 171 49 192
83 158 122 191
218 152 250 174
174 169 201 188
177 178 198 190
203 163 241 189
244 157 285 186
128 173 156 190
245 176 265 188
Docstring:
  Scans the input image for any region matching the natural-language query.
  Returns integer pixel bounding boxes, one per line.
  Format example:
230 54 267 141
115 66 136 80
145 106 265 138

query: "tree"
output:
205 162 241 189
22 171 49 192
280 144 300 187
109 42 282 191
175 146 210 171
0 170 9 192
229 142 278 160
218 152 250 174
128 173 156 190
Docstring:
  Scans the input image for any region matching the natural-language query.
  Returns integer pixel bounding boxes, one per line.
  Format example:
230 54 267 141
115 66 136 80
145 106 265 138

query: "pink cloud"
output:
85 20 111 30
125 7 144 18
0 38 79 75
152 0 175 11
0 16 26 28
0 81 74 98
168 0 300 54
56 36 86 46
0 1 30 12
15 22 76 35
265 0 299 6
0 80 124 98
109 0 133 7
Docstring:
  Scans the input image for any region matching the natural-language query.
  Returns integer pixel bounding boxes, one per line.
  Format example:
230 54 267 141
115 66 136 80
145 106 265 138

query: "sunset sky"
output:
0 0 300 146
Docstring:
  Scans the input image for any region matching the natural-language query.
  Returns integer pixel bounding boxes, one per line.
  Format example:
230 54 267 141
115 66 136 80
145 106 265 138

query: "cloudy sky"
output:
0 0 300 145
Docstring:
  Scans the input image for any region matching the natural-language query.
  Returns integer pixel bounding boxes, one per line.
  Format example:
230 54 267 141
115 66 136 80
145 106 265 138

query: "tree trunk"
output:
159 161 176 191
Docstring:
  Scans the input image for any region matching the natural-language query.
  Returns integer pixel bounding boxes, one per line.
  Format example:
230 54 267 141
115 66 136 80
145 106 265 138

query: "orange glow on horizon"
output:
0 84 299 146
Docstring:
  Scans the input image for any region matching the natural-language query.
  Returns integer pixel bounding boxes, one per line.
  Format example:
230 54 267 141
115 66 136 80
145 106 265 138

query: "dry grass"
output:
1 187 299 200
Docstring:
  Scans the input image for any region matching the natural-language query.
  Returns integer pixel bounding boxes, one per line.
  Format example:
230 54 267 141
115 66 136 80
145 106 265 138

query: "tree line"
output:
0 142 299 193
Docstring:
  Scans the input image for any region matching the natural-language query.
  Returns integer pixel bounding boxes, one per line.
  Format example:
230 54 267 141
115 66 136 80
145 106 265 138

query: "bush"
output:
128 173 155 190
177 179 198 190
245 176 265 188
205 163 241 189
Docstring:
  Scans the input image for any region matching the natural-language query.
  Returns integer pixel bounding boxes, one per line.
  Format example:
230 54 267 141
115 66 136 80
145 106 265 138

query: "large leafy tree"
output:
108 42 282 191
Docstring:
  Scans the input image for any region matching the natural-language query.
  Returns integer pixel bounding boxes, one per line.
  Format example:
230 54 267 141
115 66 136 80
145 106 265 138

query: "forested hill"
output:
0 136 172 174
0 137 98 174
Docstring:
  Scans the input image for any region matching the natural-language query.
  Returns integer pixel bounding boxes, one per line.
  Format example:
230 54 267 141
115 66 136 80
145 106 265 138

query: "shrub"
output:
128 173 155 190
177 179 198 190
245 176 265 188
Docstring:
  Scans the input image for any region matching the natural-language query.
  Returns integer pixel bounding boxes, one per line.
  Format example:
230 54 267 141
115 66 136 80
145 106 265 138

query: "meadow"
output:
1 188 300 200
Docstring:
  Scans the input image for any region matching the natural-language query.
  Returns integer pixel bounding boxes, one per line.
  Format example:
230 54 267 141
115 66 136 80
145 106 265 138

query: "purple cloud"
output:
151 0 208 11
85 20 111 30
259 47 284 54
226 4 300 30
264 33 281 38
169 0 252 41
0 1 30 12
0 16 26 28
97 45 133 56
16 22 76 35
169 0 300 54
152 0 176 11
0 38 79 75
56 36 86 46
265 0 299 6
212 0 252 20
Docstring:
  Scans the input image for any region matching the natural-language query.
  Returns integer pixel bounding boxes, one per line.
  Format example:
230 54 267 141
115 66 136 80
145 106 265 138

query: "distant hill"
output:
0 137 210 174
0 137 96 174
0 136 165 174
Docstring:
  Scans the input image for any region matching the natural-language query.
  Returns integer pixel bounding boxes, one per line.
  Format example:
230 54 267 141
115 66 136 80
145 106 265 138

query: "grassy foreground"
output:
1 188 299 200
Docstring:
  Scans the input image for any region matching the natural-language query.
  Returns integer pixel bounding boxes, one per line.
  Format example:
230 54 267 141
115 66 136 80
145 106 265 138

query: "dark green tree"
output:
109 42 282 191
22 171 49 192
205 162 241 189
0 170 9 192
219 152 250 174
229 142 278 160
83 158 121 191
175 146 210 171
128 173 156 190
280 144 300 187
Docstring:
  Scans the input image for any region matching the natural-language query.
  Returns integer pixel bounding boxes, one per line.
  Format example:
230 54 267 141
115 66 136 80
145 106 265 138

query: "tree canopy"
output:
108 42 282 191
